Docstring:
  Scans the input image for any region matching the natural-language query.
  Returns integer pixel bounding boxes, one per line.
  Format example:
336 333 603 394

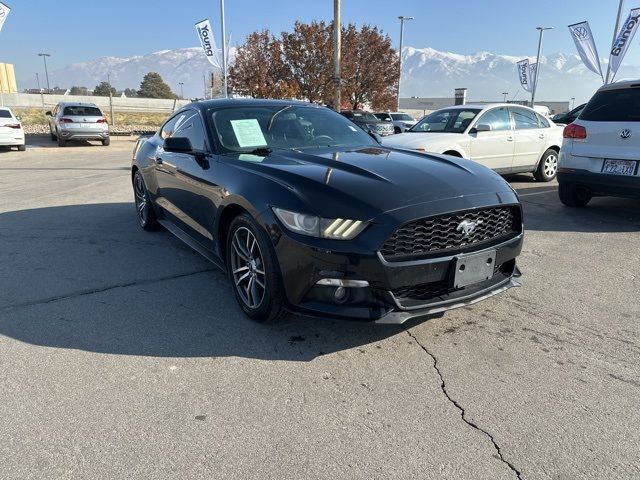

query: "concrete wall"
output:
0 93 191 113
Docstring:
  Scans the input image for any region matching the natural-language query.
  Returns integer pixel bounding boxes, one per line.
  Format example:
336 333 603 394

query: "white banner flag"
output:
0 2 11 33
568 21 603 79
195 18 220 68
609 8 640 80
517 59 533 93
529 63 538 91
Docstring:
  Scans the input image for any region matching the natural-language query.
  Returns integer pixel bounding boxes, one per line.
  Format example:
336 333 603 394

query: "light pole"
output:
38 53 51 93
571 97 575 109
332 0 341 111
397 16 414 111
531 27 552 107
502 92 509 102
35 73 41 91
220 0 228 98
178 82 184 99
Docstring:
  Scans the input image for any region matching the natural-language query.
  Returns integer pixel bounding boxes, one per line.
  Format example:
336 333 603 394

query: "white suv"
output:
558 80 640 206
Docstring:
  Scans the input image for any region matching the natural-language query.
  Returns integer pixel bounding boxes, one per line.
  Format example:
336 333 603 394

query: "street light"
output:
531 27 553 107
178 82 184 99
502 92 509 102
397 15 414 111
38 53 51 94
571 97 576 109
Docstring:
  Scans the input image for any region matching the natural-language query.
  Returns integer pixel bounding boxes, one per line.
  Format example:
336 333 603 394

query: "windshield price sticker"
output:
230 119 268 148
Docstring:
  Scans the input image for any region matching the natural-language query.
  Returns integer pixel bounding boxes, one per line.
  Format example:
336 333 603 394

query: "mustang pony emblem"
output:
457 219 483 237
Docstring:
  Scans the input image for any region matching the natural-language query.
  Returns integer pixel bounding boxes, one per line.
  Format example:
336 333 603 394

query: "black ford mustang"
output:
131 99 523 323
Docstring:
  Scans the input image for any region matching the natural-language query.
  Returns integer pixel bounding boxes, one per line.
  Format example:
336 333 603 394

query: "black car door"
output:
154 110 215 249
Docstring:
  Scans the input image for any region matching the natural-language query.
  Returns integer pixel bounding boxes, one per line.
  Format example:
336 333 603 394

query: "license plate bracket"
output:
453 250 496 289
602 159 638 176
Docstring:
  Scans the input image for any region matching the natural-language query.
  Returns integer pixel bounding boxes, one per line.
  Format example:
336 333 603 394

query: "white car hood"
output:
381 132 463 151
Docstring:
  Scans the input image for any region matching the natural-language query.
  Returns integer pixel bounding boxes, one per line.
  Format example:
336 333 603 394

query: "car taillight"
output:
96 118 107 123
563 123 587 139
59 118 74 123
6 124 21 129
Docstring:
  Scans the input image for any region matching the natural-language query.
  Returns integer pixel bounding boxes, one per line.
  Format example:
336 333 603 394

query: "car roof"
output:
597 79 640 91
188 98 322 112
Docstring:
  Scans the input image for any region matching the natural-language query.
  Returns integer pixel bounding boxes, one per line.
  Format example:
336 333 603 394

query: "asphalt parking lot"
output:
1 136 639 480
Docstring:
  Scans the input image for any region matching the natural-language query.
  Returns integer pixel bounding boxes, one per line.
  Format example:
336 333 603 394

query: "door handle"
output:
539 134 545 139
155 156 163 164
506 136 514 142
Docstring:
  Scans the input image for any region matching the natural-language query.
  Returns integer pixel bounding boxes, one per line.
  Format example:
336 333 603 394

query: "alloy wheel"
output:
133 174 148 225
230 227 266 309
544 153 558 178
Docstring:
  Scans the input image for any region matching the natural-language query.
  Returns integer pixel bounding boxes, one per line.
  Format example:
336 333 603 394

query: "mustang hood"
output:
231 147 514 220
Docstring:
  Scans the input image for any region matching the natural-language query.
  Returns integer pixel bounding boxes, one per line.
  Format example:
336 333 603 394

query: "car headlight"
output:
273 208 368 240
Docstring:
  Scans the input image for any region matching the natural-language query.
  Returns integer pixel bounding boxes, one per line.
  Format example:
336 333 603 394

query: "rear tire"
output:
559 183 592 207
57 136 66 147
133 170 160 231
226 213 285 323
17 144 26 152
102 137 110 146
534 149 558 182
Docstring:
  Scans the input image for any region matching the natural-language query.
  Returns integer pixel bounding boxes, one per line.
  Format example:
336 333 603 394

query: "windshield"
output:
390 113 414 121
211 105 377 153
349 111 379 122
409 108 481 133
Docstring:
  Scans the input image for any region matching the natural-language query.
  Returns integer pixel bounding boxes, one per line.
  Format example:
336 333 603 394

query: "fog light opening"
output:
333 286 348 304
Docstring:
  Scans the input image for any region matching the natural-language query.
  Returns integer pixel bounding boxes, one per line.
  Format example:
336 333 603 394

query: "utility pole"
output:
333 0 341 111
606 0 625 84
531 27 552 107
220 0 228 98
38 53 51 93
397 16 414 111
36 72 41 91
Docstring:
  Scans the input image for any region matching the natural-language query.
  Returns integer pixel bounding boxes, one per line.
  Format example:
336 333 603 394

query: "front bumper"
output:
268 206 523 324
558 168 640 198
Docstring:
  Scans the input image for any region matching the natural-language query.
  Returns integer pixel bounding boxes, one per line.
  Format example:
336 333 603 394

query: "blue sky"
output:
0 0 637 81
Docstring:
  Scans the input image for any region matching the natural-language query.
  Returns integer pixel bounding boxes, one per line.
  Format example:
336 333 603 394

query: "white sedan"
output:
0 107 25 151
382 103 563 182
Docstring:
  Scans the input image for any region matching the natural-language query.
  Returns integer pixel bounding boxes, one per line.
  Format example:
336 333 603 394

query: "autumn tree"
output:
281 21 333 103
340 24 399 110
138 72 176 99
229 29 297 98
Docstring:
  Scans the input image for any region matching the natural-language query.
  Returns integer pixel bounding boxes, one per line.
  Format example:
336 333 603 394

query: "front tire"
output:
133 170 160 230
559 183 592 207
534 149 558 182
226 213 285 322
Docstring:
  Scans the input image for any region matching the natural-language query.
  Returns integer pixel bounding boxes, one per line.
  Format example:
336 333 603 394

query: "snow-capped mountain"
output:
24 46 640 103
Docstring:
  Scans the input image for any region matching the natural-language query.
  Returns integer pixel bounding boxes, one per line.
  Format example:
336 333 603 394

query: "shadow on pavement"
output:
0 203 404 361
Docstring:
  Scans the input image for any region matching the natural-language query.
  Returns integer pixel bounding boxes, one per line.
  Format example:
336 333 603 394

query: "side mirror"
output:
15 116 21 121
164 136 193 153
45 111 52 116
474 124 492 133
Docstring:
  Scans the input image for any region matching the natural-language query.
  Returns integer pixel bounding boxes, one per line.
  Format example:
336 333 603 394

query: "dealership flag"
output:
568 21 603 79
609 8 640 80
517 59 534 93
529 62 538 91
195 18 221 68
0 2 10 33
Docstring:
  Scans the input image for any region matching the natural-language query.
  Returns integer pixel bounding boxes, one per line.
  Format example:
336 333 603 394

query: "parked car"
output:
374 111 417 133
132 99 523 323
340 110 394 136
46 102 110 147
0 107 25 151
552 103 586 125
532 105 551 118
382 103 563 182
558 80 640 206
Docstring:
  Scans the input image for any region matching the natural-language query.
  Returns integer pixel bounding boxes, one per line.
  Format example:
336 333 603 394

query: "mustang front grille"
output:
380 206 520 261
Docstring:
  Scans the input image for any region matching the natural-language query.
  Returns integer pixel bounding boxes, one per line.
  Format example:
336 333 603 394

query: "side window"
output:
536 113 550 128
160 114 181 140
511 107 540 130
174 111 207 151
477 107 511 131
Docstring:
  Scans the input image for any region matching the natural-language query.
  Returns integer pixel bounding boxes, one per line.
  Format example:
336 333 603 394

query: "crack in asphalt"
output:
0 269 216 312
404 328 524 480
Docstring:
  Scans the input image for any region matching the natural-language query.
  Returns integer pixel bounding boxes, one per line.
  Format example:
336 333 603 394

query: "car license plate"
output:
602 159 637 176
453 250 496 289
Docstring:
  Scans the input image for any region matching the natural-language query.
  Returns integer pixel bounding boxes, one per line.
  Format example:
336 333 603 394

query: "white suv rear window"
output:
581 88 640 122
